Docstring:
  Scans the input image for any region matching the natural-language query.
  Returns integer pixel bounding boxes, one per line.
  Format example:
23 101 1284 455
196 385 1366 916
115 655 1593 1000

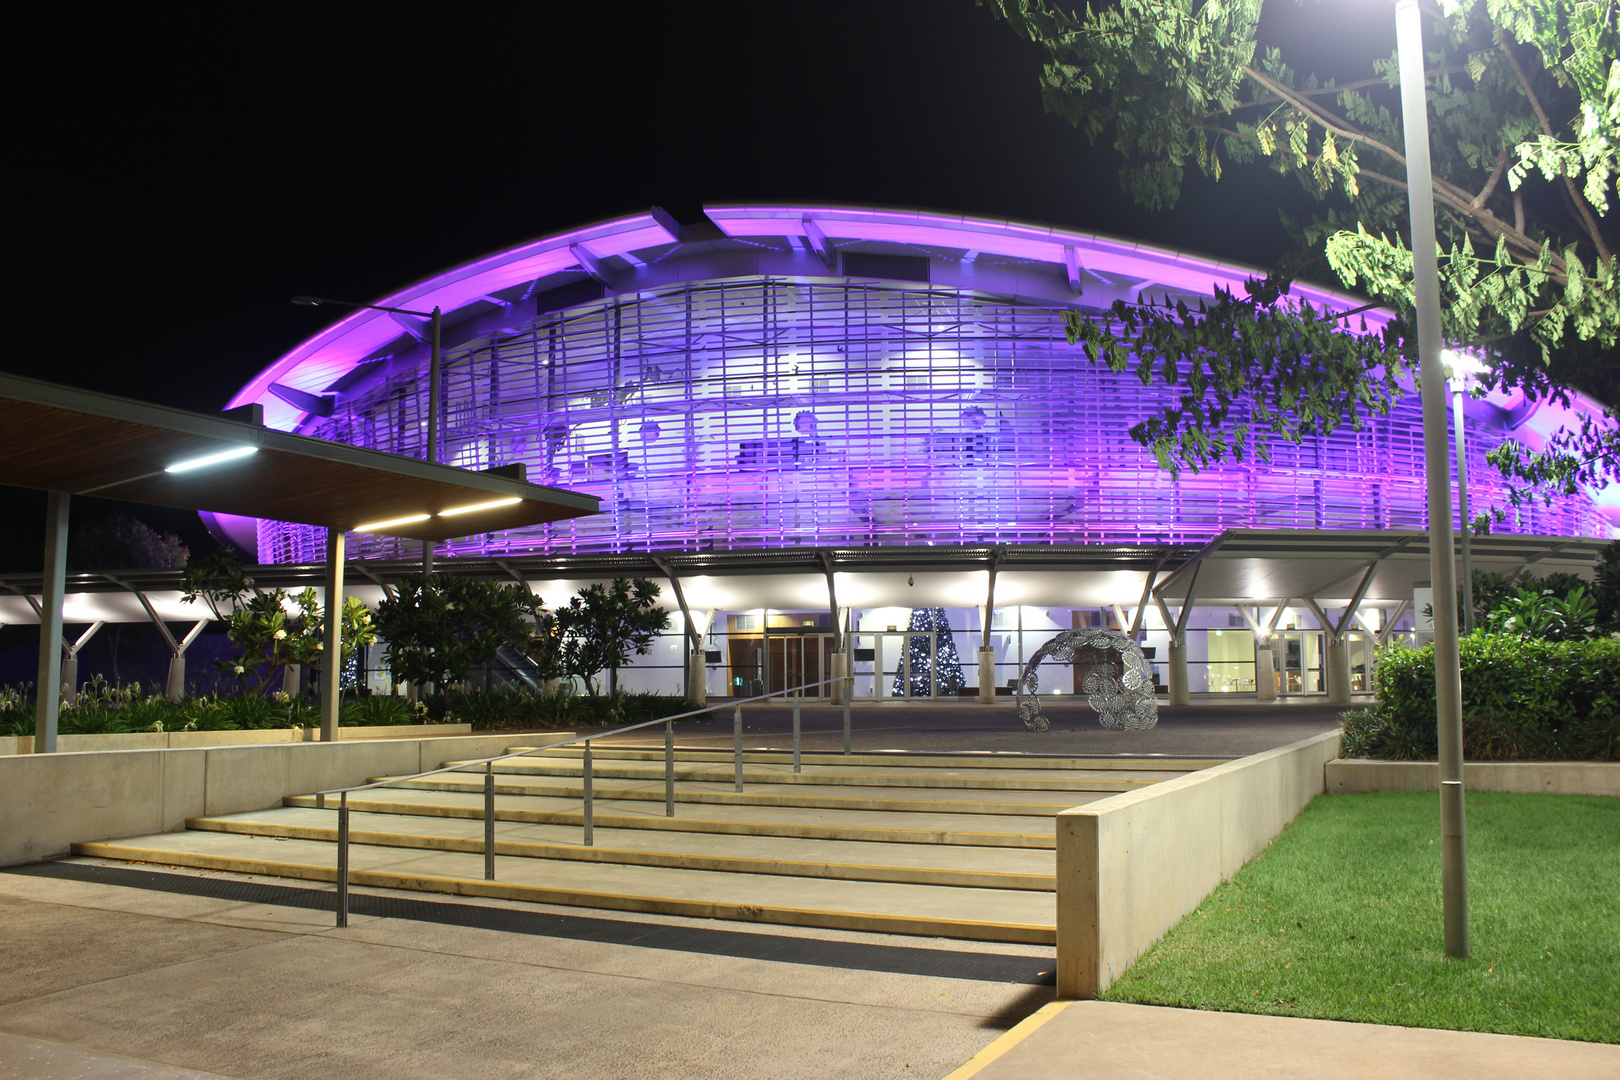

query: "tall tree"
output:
556 578 671 695
372 574 548 694
985 0 1617 521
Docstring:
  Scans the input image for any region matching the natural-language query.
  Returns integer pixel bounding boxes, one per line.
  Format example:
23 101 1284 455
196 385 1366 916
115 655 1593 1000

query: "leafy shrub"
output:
1347 633 1620 761
0 684 34 736
446 689 691 731
341 695 422 727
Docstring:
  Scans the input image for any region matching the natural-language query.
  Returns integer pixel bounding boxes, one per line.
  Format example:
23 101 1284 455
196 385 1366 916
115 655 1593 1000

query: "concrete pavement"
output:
592 698 1348 758
948 999 1620 1080
0 862 1056 1079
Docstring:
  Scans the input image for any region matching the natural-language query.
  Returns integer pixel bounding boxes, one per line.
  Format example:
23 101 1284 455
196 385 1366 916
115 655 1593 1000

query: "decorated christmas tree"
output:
892 607 965 697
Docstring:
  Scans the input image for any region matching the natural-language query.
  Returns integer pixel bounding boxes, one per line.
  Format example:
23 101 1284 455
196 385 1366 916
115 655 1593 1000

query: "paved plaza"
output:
3 701 1611 1078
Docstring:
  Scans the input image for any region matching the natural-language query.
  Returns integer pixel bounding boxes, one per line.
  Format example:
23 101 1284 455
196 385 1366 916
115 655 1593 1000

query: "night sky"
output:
7 1 1398 557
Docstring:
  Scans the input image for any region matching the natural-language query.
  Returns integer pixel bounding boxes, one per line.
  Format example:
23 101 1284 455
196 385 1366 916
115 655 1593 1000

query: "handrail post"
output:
843 690 852 756
582 740 594 846
665 716 675 817
484 763 496 880
734 705 743 793
336 793 350 928
792 694 801 773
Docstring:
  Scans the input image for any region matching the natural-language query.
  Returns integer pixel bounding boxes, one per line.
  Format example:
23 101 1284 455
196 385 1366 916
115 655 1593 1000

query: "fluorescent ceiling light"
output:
437 496 522 517
165 446 257 473
354 513 431 533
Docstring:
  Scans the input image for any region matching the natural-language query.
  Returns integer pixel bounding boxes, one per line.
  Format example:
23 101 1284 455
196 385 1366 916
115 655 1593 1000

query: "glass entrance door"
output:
1277 631 1325 694
765 631 836 697
882 630 937 698
853 631 940 698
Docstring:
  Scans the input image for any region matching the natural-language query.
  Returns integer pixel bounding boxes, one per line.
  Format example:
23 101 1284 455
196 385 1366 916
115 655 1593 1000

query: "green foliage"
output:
1464 553 1614 633
0 680 318 737
1485 585 1599 640
556 578 671 695
1105 791 1620 1043
340 694 423 727
1353 633 1620 760
1065 279 1405 473
183 550 376 697
373 573 550 692
0 684 31 736
432 689 689 731
69 514 189 571
985 0 1619 510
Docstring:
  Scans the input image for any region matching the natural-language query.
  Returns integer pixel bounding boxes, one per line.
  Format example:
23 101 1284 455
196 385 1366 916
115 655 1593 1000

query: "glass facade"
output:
256 279 1607 564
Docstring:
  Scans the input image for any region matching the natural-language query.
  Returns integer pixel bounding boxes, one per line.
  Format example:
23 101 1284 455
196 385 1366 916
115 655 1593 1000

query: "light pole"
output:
1393 0 1469 957
1445 350 1489 635
292 296 443 573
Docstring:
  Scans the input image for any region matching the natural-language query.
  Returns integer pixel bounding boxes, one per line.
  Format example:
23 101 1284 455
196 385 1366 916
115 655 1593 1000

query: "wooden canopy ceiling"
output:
0 373 599 541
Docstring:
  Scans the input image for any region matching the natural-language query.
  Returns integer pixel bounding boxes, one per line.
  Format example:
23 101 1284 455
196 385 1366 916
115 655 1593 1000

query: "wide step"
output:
383 772 1102 816
73 748 1211 942
284 788 1057 848
187 806 1056 890
73 829 1054 943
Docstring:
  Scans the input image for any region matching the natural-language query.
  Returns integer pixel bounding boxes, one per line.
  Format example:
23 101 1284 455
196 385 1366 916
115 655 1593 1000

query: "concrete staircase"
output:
73 745 1218 943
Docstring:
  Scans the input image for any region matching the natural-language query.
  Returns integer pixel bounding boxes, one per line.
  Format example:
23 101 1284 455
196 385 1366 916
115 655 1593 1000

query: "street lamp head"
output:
1442 348 1489 389
291 296 325 307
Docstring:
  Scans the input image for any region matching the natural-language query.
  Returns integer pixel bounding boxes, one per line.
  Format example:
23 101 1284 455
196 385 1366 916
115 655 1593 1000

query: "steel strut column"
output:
33 491 69 754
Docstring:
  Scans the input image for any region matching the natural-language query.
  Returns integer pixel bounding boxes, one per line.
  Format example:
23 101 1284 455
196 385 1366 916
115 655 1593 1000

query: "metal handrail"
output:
320 674 854 926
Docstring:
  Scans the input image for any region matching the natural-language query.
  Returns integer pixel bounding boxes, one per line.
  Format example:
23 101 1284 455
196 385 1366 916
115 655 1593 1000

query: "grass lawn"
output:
1102 790 1619 1043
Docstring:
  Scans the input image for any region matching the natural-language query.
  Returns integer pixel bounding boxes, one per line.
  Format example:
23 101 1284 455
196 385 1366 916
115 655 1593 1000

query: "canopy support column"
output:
34 492 69 753
653 556 702 704
977 548 1001 704
320 528 346 742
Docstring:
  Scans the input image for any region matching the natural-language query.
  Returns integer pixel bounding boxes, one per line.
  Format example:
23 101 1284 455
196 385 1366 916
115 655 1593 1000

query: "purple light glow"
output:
231 210 680 428
704 205 1391 327
230 206 1616 564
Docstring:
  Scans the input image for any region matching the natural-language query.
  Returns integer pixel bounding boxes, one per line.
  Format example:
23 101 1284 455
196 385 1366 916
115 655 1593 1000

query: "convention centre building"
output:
203 205 1615 705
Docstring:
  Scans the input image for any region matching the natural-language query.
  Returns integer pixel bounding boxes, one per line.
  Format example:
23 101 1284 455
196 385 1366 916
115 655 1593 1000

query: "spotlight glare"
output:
165 446 258 473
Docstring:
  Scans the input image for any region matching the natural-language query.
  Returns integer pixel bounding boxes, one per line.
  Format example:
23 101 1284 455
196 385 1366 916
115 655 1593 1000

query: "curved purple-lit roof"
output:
232 204 1392 430
231 209 684 428
225 206 1617 559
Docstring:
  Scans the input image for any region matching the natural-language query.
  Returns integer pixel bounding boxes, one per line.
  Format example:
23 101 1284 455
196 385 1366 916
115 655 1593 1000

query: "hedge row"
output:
0 684 696 737
1344 634 1620 761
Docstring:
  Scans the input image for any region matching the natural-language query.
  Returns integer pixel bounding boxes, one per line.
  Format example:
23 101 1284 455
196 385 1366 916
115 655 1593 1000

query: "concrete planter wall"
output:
2 724 474 756
0 730 574 867
1327 759 1619 797
1055 730 1341 1000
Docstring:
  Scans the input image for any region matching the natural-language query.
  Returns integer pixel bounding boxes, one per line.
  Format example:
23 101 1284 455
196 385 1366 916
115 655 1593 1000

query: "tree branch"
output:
1244 65 1409 169
1472 149 1509 211
1233 66 1466 116
1498 33 1613 260
1243 67 1565 272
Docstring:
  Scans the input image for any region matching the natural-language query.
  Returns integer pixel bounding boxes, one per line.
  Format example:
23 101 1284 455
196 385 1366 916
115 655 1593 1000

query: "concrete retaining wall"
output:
2 724 474 756
1327 759 1619 797
0 731 574 867
1055 730 1340 1000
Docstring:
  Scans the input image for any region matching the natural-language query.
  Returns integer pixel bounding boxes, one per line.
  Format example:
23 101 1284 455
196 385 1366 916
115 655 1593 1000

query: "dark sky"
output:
13 1 1397 415
6 1 1399 559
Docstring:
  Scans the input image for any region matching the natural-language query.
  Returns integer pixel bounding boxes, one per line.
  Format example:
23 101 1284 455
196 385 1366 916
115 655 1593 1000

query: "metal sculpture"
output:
1015 628 1158 732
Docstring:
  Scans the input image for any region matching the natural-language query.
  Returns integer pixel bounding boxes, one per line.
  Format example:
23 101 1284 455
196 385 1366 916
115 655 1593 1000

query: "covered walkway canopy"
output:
0 372 599 750
1 526 1605 709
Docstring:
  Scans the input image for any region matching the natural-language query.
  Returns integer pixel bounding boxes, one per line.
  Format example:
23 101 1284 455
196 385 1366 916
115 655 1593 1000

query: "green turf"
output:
1101 790 1619 1043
